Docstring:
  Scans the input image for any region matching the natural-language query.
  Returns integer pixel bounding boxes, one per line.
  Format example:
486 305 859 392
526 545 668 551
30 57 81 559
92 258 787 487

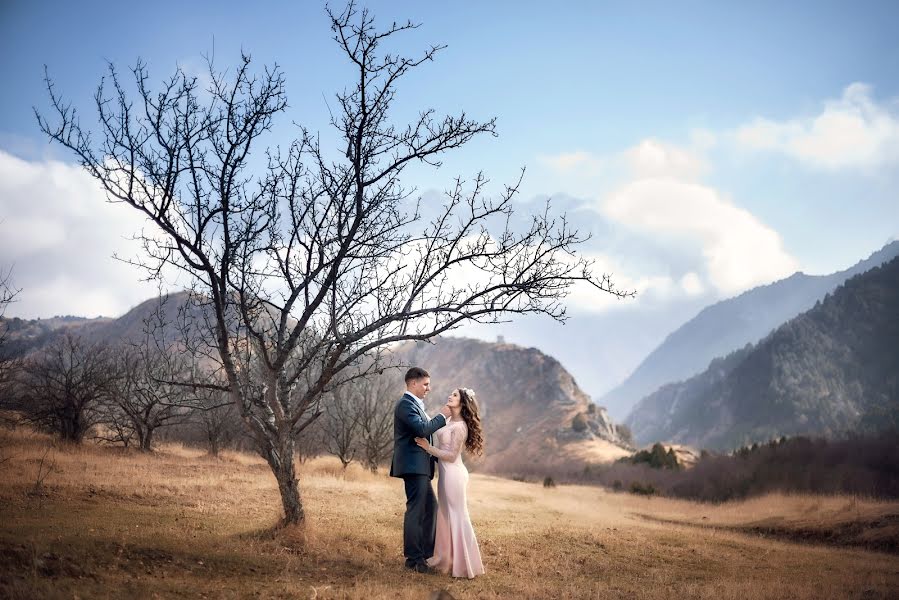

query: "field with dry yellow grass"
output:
1 427 898 599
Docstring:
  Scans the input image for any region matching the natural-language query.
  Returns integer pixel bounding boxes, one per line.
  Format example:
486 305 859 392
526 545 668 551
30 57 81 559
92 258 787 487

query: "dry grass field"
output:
1 427 898 599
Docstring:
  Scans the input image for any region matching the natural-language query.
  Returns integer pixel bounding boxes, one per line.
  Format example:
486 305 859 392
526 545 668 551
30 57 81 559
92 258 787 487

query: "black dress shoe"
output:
414 562 436 574
404 559 418 570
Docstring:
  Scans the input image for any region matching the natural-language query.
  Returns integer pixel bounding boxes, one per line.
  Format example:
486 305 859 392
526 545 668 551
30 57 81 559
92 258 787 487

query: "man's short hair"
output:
404 366 430 383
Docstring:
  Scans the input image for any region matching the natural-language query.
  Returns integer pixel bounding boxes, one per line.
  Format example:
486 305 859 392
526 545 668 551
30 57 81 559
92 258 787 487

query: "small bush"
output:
586 403 596 415
543 476 556 488
612 479 623 491
631 443 680 470
630 481 656 496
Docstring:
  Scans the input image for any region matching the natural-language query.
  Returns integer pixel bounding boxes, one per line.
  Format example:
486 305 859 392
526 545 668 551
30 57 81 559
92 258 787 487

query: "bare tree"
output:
320 384 360 469
0 266 21 396
355 374 395 474
193 387 241 456
294 405 325 463
101 346 192 451
19 332 116 443
36 4 631 523
98 297 203 451
95 394 137 448
0 267 17 319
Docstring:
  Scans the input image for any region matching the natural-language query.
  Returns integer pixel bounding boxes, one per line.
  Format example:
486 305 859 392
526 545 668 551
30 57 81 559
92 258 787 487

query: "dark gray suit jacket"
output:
390 392 447 479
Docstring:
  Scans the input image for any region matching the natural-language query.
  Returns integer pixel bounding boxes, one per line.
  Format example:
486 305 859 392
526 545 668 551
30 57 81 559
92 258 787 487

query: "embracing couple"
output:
390 366 485 579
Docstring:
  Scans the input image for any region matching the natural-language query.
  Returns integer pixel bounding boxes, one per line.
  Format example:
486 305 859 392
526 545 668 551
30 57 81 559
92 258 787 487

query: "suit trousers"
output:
402 474 437 565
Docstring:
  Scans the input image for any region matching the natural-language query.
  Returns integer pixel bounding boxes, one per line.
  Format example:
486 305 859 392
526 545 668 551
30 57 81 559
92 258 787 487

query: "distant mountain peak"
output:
599 240 899 420
625 254 899 450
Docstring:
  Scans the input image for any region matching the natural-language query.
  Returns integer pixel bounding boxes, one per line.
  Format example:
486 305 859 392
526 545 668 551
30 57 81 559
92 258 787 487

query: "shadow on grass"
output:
632 512 899 554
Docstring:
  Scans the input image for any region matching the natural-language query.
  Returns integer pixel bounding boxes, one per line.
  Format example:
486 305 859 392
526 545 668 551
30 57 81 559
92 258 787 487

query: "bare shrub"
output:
354 375 395 474
0 266 21 402
616 424 634 446
17 333 117 444
320 385 359 469
194 390 241 457
97 346 192 451
27 443 58 506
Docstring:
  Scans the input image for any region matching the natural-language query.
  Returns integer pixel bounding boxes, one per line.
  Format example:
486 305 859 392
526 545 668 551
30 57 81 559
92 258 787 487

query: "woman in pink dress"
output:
414 387 485 579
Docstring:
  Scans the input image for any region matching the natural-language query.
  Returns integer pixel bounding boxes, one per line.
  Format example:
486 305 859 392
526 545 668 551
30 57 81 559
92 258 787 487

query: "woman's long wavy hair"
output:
457 388 484 456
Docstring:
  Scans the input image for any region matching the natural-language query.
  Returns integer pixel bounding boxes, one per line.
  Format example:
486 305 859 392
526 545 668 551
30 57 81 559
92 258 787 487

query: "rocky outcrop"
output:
391 337 631 473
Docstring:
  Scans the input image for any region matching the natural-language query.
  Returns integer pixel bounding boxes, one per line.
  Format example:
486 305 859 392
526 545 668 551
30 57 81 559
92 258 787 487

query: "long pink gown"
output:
426 417 485 579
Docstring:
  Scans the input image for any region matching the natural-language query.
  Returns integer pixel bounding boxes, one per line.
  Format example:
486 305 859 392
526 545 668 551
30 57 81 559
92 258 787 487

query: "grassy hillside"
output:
1 428 897 599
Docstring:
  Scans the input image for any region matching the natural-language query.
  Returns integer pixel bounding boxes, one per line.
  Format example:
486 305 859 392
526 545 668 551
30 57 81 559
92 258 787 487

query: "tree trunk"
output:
262 434 304 525
138 426 154 452
61 404 85 443
208 431 220 457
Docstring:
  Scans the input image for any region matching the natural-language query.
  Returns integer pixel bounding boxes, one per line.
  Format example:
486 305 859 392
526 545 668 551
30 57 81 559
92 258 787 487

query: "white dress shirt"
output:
406 390 428 417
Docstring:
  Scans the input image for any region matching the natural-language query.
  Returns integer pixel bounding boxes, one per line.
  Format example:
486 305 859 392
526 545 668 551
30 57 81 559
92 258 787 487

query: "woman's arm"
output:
416 425 466 462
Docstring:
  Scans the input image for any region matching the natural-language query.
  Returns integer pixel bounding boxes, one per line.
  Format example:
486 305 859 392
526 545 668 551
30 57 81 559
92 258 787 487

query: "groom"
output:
390 366 451 574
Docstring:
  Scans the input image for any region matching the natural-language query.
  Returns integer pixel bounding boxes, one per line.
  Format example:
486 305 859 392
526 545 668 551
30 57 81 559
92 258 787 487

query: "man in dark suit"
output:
391 366 451 573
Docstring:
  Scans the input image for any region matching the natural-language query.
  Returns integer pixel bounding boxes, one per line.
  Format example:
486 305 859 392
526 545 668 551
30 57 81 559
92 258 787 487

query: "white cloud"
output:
563 252 671 313
602 177 799 295
624 139 708 180
734 83 899 170
533 150 610 199
0 150 165 318
537 150 604 173
679 271 704 296
1 215 67 253
536 138 801 301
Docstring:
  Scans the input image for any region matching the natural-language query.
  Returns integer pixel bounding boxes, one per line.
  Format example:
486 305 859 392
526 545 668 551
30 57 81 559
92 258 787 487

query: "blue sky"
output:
2 0 898 396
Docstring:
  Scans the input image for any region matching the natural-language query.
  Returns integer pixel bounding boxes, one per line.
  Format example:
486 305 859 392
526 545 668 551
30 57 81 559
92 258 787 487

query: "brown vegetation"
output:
574 433 899 503
1 426 897 599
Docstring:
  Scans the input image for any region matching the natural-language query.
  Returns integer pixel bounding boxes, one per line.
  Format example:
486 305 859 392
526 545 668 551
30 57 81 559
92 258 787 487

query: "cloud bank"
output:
603 176 798 296
0 150 163 318
540 139 799 303
734 83 899 170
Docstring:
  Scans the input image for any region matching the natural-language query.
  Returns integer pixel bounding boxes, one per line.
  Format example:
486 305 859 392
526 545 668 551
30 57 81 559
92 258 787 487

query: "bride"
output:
414 387 485 579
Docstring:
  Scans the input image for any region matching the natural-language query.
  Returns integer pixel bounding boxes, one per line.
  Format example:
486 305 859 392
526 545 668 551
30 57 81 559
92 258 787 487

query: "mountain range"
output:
4 241 898 460
624 255 899 450
600 241 899 420
0 296 632 473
